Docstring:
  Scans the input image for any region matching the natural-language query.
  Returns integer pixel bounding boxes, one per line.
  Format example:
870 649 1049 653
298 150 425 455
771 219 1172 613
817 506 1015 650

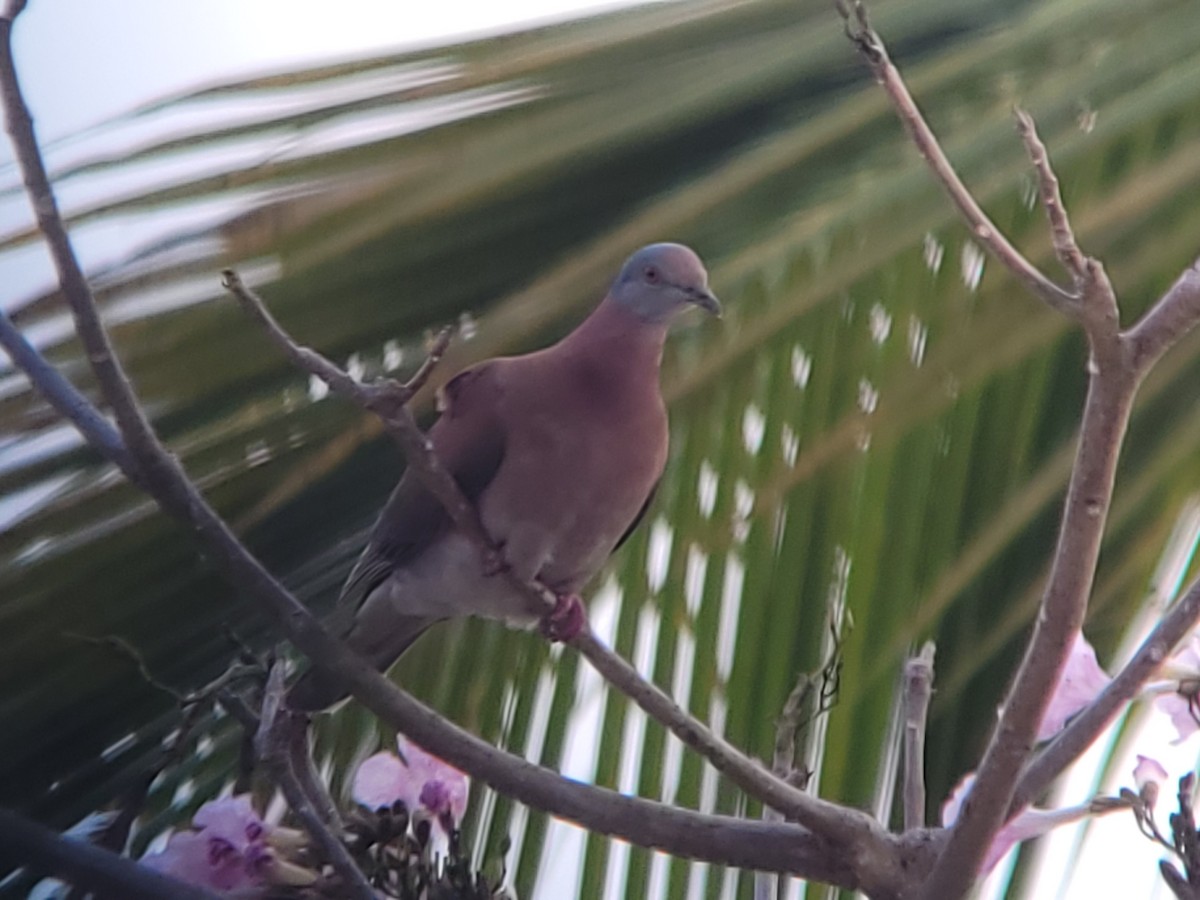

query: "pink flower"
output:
353 735 469 832
143 830 255 893
1155 635 1200 742
141 795 313 895
192 794 267 853
1133 754 1168 792
941 774 1094 874
1037 631 1112 741
1134 755 1169 808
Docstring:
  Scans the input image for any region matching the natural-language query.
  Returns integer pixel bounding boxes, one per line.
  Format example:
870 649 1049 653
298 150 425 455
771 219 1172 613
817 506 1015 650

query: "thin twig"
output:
60 636 265 857
1014 109 1087 283
95 698 211 860
903 642 936 831
572 627 856 835
223 676 373 900
0 10 167 481
833 0 1079 317
220 270 451 415
287 725 342 830
222 270 513 597
0 309 138 479
773 672 816 782
66 633 186 701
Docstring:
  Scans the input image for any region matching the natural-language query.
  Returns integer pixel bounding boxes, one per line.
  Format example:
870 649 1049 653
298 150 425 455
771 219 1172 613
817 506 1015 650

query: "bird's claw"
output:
482 544 510 577
539 594 586 643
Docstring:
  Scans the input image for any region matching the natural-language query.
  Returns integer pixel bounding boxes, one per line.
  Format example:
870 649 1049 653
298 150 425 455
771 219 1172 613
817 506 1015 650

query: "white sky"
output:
5 0 645 147
0 0 649 309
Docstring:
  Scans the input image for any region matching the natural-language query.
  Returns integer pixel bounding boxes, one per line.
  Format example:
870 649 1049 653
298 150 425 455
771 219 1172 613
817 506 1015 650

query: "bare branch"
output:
773 672 817 782
226 666 373 900
66 632 186 702
1016 572 1200 810
903 642 936 831
829 4 1164 896
0 809 219 900
833 0 1079 317
0 309 138 481
222 270 515 603
286 723 342 830
921 351 1138 898
0 11 165 478
572 627 870 841
1128 258 1200 374
1014 109 1087 283
220 270 450 414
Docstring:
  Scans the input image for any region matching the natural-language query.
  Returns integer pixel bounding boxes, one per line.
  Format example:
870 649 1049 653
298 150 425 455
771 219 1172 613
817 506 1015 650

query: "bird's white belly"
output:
379 532 539 626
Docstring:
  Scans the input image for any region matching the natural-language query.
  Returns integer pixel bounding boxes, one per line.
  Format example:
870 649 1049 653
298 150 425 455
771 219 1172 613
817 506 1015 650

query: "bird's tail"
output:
286 617 435 712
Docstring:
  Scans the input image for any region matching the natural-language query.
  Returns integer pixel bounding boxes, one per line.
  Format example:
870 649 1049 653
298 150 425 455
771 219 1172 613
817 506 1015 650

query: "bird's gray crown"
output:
611 243 721 323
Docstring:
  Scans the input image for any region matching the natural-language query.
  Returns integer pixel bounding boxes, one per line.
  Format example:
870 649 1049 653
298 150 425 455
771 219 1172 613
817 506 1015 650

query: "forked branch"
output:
834 0 1079 317
835 3 1200 898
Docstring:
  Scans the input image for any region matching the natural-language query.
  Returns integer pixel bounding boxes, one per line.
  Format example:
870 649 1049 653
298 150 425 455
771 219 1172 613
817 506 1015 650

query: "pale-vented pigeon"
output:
288 243 720 710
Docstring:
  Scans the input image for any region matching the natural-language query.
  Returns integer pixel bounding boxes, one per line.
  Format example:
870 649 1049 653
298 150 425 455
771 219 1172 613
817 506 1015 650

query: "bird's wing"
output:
613 480 659 553
328 362 508 633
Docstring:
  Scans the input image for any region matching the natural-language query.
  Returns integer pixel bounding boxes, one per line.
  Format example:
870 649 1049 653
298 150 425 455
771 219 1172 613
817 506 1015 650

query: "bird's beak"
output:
687 287 722 317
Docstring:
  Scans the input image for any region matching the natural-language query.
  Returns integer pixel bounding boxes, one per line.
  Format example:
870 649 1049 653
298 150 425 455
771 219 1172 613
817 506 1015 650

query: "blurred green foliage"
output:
2 0 1199 896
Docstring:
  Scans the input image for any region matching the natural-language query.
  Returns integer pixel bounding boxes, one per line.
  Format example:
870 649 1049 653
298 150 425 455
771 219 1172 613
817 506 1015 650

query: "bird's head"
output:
611 243 721 323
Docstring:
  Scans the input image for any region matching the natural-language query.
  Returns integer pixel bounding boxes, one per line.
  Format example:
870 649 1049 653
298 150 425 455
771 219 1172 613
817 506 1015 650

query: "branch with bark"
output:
903 643 935 832
834 2 1200 897
0 4 909 898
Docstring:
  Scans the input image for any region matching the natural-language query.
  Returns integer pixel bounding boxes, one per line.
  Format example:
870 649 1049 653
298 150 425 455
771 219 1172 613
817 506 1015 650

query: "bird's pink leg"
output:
481 541 510 577
539 594 586 642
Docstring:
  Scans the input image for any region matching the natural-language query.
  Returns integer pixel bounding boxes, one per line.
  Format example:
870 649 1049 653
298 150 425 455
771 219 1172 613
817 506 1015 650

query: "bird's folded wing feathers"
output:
614 480 659 553
327 362 509 633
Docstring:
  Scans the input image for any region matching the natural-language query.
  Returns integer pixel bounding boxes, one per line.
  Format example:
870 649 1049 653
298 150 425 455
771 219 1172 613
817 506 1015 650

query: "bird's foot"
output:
482 543 510 577
539 594 586 643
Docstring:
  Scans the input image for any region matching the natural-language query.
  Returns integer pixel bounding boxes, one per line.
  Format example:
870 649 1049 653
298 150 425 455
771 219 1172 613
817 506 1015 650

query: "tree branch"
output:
918 218 1139 900
0 9 162 480
903 643 936 831
0 809 219 900
1128 258 1200 374
0 308 138 481
572 626 855 833
1015 572 1200 810
0 9 914 895
831 3 1169 897
1013 109 1086 284
220 667 372 900
833 0 1079 317
220 270 511 592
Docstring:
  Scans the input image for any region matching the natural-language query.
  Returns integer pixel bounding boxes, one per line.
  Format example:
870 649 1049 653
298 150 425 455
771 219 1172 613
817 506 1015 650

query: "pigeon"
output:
288 243 720 710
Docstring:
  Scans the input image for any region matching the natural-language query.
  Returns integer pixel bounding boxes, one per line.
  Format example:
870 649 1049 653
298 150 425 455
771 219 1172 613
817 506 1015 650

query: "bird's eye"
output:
644 266 660 283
